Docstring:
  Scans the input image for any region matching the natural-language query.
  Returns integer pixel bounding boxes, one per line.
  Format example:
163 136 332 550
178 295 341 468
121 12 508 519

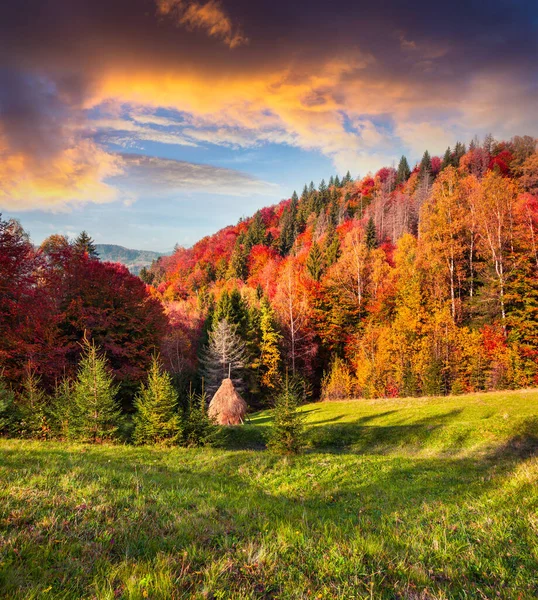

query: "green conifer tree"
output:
182 386 219 447
16 366 49 439
73 337 120 443
441 147 452 170
324 232 341 268
73 231 99 258
419 150 432 178
267 375 306 455
397 156 411 183
306 240 324 281
365 216 378 249
133 356 181 445
48 378 77 440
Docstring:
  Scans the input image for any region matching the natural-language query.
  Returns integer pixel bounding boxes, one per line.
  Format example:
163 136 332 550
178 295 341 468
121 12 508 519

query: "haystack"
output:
208 378 248 425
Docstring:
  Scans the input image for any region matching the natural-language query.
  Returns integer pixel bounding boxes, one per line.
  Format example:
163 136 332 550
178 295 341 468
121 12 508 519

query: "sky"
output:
1 0 537 250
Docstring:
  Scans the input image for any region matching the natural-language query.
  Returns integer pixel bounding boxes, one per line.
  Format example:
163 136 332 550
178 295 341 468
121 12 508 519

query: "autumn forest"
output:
2 134 538 442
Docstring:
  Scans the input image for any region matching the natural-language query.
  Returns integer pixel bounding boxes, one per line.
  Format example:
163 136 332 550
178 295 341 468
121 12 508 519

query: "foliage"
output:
133 355 182 445
321 356 356 400
182 387 220 447
72 337 121 443
266 375 306 455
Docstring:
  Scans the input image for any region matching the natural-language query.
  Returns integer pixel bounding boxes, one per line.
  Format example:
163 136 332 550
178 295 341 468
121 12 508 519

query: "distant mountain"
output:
95 244 165 275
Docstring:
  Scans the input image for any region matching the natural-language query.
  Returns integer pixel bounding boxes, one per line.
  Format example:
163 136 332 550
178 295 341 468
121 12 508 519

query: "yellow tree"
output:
419 167 468 321
471 171 519 334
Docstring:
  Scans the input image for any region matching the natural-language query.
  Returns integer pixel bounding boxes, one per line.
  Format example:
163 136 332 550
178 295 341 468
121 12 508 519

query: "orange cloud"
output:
0 135 124 211
156 0 247 48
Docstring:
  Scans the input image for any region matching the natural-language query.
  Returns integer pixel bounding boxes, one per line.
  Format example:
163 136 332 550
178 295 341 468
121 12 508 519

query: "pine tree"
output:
73 337 121 442
182 386 219 447
306 241 324 281
16 366 49 439
258 299 282 389
245 211 266 250
419 150 432 178
279 194 299 255
324 225 341 268
343 170 352 185
441 147 452 170
267 375 306 455
397 156 411 183
73 231 99 258
48 378 76 440
133 356 181 445
227 237 248 280
452 142 466 167
334 174 341 188
365 216 378 249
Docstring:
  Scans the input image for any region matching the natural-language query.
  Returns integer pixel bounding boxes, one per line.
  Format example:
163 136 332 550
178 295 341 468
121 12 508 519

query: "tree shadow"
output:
1 442 535 598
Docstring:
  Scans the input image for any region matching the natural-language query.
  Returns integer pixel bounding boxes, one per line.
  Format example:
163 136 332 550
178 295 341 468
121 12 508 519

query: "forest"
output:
1 134 538 442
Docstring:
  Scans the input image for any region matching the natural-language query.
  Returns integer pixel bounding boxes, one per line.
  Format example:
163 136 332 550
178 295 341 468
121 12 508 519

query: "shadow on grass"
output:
1 441 536 598
224 408 468 453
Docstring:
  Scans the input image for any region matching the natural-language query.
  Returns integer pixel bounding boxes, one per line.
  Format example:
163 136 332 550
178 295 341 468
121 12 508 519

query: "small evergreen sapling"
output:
73 336 120 443
49 377 77 440
133 355 181 445
182 386 219 448
267 375 306 455
16 366 49 439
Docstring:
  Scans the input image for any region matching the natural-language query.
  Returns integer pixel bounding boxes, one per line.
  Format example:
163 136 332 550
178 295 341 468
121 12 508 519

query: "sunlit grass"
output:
1 389 537 598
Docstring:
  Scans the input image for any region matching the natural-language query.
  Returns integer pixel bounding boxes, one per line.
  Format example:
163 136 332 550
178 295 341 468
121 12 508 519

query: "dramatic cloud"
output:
156 0 247 48
0 0 537 212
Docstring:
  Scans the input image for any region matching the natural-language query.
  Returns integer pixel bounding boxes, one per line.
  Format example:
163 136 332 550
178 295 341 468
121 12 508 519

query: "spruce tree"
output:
227 237 248 280
245 211 266 250
397 156 411 183
324 232 341 268
73 337 120 442
267 375 306 455
419 150 432 178
16 367 49 439
182 387 219 447
73 231 99 258
365 216 378 249
306 240 324 281
441 147 452 170
49 378 77 440
133 356 181 445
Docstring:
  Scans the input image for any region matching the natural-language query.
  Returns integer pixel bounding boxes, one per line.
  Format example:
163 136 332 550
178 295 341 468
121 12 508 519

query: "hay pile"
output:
208 378 247 425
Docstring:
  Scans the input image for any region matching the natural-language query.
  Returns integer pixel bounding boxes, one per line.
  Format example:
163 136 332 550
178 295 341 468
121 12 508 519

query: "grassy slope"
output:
1 390 537 599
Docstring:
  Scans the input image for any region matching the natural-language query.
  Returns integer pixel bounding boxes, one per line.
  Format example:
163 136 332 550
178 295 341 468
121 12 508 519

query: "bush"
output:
321 356 356 400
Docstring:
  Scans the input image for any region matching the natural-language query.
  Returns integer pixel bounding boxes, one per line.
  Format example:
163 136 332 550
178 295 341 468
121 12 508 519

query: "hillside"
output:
2 389 537 599
96 244 165 275
140 135 538 407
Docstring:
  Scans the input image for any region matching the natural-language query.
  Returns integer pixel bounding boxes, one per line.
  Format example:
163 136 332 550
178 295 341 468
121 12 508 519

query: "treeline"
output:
141 134 538 401
2 134 538 420
0 337 218 447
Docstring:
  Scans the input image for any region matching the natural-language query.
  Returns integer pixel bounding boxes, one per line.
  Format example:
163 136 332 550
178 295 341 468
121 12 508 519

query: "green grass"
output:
1 389 538 599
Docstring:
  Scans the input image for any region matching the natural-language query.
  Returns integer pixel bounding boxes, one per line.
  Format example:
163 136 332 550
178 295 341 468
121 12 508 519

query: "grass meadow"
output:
1 389 537 599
